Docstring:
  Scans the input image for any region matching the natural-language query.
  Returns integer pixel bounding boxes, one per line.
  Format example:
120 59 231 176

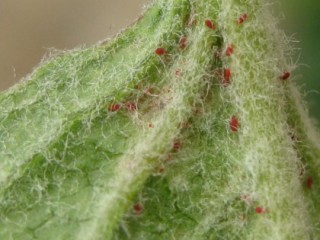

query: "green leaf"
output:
0 0 319 239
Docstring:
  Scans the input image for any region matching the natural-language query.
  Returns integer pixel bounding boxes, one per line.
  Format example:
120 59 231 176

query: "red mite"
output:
165 154 173 162
223 68 231 86
237 13 248 24
173 140 181 151
125 102 137 111
229 116 239 132
175 69 182 77
179 36 187 49
241 194 251 204
225 44 234 57
255 206 266 214
187 16 197 27
133 203 143 215
214 50 222 60
306 177 313 189
205 19 216 29
155 47 166 56
144 87 155 95
280 71 290 80
108 104 121 112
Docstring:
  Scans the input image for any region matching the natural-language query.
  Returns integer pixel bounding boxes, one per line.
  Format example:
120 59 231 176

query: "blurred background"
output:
0 0 150 89
0 0 319 120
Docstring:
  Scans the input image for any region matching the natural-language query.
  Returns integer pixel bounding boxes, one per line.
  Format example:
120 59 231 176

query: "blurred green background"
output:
0 0 319 120
279 0 320 121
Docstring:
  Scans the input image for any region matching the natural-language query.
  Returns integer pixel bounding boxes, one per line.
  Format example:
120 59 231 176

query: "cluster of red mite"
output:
106 14 312 216
108 102 136 112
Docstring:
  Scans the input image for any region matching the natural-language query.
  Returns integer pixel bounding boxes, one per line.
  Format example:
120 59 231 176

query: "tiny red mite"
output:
205 19 216 29
179 122 191 129
306 177 313 189
229 116 239 132
125 102 137 111
255 206 266 214
241 194 251 203
280 71 290 80
214 50 222 60
179 36 187 49
155 47 166 55
175 69 182 77
187 16 197 27
133 203 143 215
223 68 231 86
165 154 173 162
108 104 121 112
237 13 248 24
225 44 234 57
299 164 305 176
173 140 181 151
143 87 155 95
